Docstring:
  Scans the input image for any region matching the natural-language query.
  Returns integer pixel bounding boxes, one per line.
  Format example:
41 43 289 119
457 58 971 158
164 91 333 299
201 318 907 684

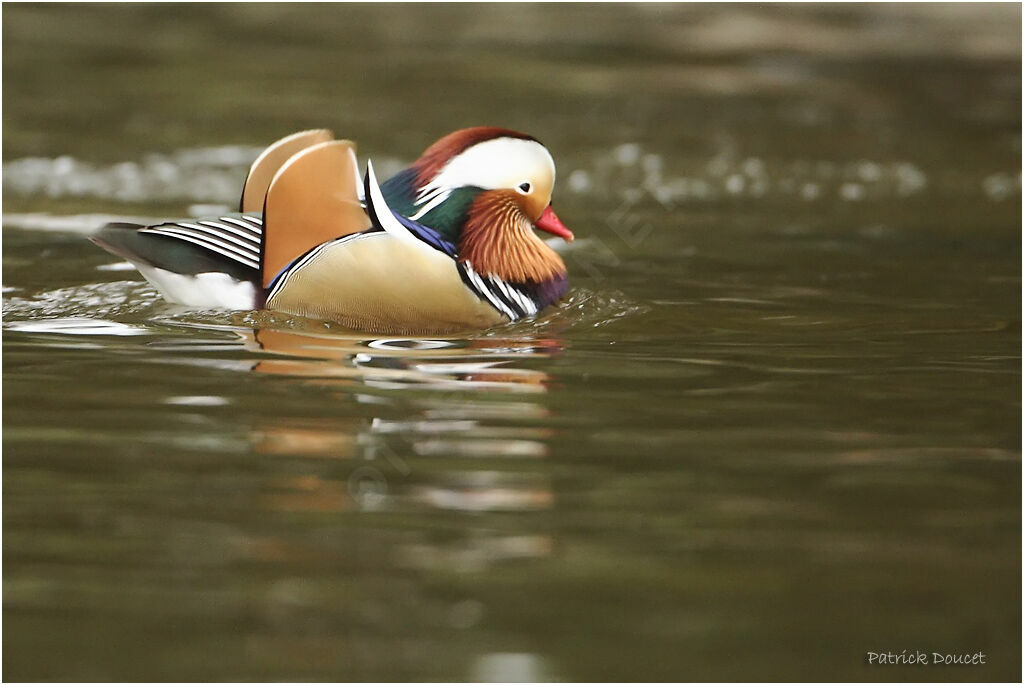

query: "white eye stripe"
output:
420 137 554 200
410 189 452 218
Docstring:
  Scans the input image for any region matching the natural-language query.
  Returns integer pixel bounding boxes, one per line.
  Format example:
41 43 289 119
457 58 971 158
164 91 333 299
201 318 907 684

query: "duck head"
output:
381 127 574 286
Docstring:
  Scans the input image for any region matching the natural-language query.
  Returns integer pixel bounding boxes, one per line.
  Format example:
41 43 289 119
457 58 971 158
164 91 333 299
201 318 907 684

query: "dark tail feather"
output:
90 221 257 281
90 222 150 262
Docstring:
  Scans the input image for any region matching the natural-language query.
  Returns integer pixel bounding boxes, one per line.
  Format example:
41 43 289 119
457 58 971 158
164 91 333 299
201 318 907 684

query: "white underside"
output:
135 263 257 309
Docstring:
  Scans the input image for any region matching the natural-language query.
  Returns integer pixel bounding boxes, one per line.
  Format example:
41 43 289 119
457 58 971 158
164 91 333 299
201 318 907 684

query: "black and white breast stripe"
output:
458 261 540 321
140 214 263 270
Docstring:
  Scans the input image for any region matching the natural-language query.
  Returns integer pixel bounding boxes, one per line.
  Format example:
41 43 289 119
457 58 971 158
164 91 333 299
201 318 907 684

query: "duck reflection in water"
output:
224 324 560 570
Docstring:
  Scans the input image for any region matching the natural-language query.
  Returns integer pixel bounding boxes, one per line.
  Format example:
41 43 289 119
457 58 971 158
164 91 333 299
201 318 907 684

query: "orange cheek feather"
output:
459 190 567 284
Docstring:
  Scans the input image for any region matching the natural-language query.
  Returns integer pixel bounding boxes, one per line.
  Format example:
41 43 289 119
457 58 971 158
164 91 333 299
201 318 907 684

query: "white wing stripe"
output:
143 226 259 269
197 220 261 244
219 216 263 234
172 222 262 254
147 226 259 266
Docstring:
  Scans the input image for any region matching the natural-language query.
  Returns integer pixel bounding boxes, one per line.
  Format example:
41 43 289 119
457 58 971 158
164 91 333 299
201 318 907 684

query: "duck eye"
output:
517 182 531 194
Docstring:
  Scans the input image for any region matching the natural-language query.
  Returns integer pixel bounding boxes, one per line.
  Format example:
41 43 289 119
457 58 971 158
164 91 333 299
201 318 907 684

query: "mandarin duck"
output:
90 127 575 334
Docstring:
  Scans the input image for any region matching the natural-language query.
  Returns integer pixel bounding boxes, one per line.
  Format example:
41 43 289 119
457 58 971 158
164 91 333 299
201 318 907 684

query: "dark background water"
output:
3 3 1021 681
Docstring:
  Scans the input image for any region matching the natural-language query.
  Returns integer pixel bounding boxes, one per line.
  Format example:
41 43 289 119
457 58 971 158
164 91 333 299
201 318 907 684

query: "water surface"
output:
3 4 1021 681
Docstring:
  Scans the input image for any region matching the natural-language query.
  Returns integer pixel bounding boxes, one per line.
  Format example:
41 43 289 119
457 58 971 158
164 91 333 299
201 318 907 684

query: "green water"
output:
3 4 1021 681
